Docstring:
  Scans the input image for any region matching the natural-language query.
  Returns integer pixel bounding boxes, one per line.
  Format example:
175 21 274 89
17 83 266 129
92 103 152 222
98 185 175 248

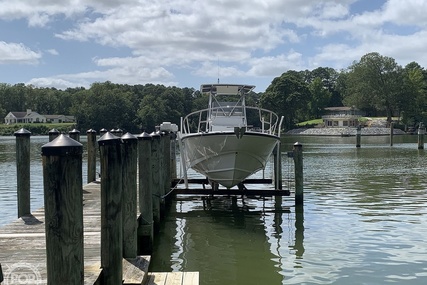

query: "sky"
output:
1 0 427 92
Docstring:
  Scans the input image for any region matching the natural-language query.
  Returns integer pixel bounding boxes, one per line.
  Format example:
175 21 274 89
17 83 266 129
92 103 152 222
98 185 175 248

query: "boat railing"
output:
181 106 280 136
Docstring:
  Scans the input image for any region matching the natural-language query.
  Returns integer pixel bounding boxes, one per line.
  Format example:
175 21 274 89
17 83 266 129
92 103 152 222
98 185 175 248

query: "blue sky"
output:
1 0 427 92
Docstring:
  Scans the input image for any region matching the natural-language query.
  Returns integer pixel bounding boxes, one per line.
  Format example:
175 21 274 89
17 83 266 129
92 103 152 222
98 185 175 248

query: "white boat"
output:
178 84 283 189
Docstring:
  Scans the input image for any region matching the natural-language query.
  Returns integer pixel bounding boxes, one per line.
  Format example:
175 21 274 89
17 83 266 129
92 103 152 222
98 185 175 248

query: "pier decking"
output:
0 182 198 285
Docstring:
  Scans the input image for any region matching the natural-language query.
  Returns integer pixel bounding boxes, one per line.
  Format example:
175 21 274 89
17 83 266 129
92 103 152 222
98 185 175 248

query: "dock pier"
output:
1 126 304 284
0 129 198 285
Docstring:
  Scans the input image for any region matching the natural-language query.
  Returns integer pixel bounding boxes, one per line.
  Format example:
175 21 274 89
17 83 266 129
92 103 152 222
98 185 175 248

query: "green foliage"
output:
341 52 404 122
0 123 75 136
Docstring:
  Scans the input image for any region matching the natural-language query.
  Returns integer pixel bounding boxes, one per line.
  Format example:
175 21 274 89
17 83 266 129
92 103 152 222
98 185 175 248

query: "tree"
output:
400 62 427 126
308 77 331 118
261 71 311 130
342 52 404 123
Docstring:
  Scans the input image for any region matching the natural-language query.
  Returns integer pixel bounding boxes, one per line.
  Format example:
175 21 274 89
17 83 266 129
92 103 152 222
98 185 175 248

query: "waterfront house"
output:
4 109 75 124
322 107 364 127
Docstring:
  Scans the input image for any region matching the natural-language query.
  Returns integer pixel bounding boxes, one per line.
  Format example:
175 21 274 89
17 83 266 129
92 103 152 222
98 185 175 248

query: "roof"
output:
324 107 358 111
200 84 255 95
9 112 27 118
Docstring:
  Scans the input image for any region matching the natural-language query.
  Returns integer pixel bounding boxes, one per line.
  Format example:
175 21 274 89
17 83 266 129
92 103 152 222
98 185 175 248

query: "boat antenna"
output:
217 58 220 84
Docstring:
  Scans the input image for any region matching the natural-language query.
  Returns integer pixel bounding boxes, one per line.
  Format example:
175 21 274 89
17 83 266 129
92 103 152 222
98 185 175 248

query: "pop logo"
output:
3 262 42 284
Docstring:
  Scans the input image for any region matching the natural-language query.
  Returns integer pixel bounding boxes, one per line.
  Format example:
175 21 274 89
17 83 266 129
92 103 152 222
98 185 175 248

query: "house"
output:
45 115 76 123
322 107 364 128
4 109 46 124
4 109 75 124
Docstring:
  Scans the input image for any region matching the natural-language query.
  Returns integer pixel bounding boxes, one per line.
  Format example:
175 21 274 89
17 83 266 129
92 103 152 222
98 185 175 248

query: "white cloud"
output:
3 0 427 91
0 41 41 64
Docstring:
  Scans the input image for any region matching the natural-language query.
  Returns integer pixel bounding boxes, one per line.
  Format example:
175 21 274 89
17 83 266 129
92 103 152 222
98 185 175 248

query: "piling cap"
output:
86 129 97 134
14 128 31 136
293 141 303 147
69 128 80 134
150 131 161 139
99 128 108 133
137 132 152 140
49 128 59 134
121 132 137 142
42 134 83 156
98 131 121 146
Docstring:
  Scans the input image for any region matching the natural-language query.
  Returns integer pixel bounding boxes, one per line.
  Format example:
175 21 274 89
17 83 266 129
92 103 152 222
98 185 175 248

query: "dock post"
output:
158 131 166 215
273 142 283 190
121 132 138 258
41 134 84 284
48 128 60 142
14 128 31 218
418 122 425 150
98 132 123 285
86 129 97 183
170 133 177 179
356 125 361 148
150 132 161 229
137 132 154 254
69 128 80 142
390 122 394 146
163 131 172 202
293 142 303 206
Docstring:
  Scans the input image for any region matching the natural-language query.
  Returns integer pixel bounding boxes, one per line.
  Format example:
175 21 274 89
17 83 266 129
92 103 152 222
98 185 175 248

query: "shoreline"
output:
286 127 407 136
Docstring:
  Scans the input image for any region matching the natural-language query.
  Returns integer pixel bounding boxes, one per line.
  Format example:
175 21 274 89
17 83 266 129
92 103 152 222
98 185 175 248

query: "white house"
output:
4 109 75 124
322 107 364 128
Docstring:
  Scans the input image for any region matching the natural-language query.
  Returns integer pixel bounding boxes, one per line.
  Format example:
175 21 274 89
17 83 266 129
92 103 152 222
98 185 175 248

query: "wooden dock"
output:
0 182 198 285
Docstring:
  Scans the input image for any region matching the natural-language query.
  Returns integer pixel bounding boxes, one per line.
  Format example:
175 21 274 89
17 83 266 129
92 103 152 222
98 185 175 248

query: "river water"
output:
1 135 427 284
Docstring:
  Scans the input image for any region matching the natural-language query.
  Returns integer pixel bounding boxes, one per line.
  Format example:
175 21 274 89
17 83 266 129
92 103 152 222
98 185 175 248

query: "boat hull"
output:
180 132 279 188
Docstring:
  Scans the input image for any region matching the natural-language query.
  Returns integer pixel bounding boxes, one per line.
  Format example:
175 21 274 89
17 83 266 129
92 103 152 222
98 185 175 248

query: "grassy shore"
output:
0 123 76 136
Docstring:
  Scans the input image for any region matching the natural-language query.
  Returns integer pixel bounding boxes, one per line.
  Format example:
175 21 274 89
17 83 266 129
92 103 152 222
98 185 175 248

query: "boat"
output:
178 83 283 189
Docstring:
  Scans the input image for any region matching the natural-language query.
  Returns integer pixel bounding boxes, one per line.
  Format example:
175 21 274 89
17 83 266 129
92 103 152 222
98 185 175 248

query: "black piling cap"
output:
293 141 303 149
49 128 60 134
98 131 121 146
137 132 152 140
86 129 97 134
41 134 83 156
14 128 31 137
150 131 161 139
121 132 137 144
69 128 80 134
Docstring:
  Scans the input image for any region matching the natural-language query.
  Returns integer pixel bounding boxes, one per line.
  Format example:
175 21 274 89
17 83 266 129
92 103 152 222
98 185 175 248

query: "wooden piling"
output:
121 132 138 258
98 132 123 285
86 129 97 183
356 125 361 148
170 133 177 179
163 132 172 202
14 128 31 218
390 122 394 146
69 128 80 142
150 132 161 229
273 142 283 190
137 132 154 254
293 142 303 206
418 122 425 150
48 128 60 142
41 134 84 284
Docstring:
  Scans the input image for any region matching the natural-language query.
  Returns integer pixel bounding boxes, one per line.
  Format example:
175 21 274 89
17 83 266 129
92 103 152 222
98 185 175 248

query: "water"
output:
0 135 91 226
151 135 427 285
2 135 427 284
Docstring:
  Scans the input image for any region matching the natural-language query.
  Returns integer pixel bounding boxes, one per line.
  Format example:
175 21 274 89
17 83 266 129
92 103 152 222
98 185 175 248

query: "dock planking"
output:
0 182 198 285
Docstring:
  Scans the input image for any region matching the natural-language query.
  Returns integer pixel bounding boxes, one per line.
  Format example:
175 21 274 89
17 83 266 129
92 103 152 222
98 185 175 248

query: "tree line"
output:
1 52 426 133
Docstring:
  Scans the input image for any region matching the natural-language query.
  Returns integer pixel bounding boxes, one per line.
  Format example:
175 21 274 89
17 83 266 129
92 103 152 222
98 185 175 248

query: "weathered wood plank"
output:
147 272 167 285
122 255 151 285
182 272 199 285
165 272 183 285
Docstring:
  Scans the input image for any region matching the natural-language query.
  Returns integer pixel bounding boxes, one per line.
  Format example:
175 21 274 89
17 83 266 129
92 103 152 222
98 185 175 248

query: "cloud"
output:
0 41 41 64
